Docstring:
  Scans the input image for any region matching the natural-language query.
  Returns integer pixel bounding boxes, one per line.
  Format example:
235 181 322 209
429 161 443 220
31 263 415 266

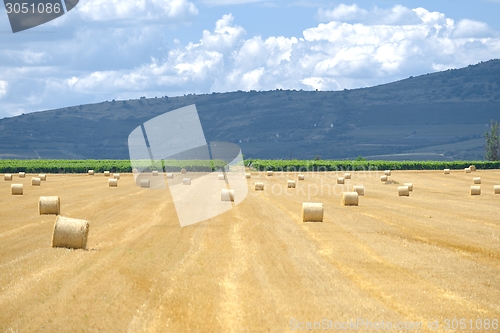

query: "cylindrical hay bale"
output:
470 165 476 172
245 173 251 179
113 173 120 179
4 174 12 181
298 174 305 180
183 178 191 185
218 174 225 180
337 177 344 184
287 180 296 188
108 178 118 187
11 184 23 195
140 179 150 188
104 171 110 177
88 170 95 175
166 173 174 179
341 192 359 206
52 216 89 250
152 170 159 176
381 175 388 182
444 169 450 174
254 182 264 191
181 168 187 174
19 172 25 178
470 186 481 195
404 183 413 191
398 186 410 196
32 177 41 186
473 177 481 184
384 170 391 176
267 171 273 176
39 196 60 215
302 202 323 222
494 185 500 194
221 189 235 202
344 172 351 179
353 185 364 196
39 174 46 181
465 167 471 173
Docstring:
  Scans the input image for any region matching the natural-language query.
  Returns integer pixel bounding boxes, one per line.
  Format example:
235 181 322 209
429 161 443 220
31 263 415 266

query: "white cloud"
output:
77 0 198 22
452 19 492 38
1 5 500 118
0 81 7 99
200 0 264 5
318 4 421 26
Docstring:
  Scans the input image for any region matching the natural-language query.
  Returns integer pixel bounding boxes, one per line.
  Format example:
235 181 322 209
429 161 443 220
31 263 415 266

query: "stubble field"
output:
0 169 499 332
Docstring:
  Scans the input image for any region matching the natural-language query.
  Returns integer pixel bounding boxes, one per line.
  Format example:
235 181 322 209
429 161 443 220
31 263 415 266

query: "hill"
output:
0 59 499 160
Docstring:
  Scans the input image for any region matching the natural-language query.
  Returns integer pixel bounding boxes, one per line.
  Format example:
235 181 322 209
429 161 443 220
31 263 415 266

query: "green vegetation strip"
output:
0 159 227 173
0 159 499 173
247 159 500 171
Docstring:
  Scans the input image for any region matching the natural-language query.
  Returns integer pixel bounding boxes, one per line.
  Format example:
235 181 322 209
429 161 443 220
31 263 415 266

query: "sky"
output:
0 0 499 118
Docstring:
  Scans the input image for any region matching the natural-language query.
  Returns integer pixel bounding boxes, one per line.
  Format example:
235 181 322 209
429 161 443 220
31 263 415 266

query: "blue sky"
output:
0 0 499 118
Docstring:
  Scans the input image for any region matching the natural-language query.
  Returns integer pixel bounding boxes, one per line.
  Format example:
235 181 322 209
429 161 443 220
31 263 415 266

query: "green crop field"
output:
0 159 498 173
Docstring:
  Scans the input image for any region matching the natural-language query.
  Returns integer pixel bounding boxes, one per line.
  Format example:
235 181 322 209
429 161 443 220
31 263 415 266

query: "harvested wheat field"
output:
1 170 499 332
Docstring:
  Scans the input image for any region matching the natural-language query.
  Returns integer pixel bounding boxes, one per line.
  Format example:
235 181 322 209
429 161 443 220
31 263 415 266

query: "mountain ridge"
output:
0 59 499 160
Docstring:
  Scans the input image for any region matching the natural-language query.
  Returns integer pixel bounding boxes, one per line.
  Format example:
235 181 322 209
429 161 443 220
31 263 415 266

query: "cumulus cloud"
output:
0 81 7 99
318 4 421 25
1 4 500 118
77 0 198 22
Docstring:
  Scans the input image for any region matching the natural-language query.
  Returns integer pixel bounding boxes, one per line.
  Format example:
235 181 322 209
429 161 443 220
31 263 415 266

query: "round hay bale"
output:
152 170 159 176
11 184 23 195
298 174 305 180
108 178 118 187
218 174 225 180
88 170 95 175
341 192 359 206
4 174 12 181
104 171 110 177
113 173 120 179
344 173 351 179
353 185 364 196
494 185 500 194
183 178 191 185
166 173 174 179
470 165 476 172
221 189 235 202
181 168 187 174
52 216 89 250
39 174 46 181
337 177 345 184
132 168 138 174
287 180 296 188
302 202 323 222
19 172 25 178
39 196 60 215
473 177 481 184
267 171 273 176
465 167 471 173
398 186 410 196
140 179 150 188
31 177 41 186
444 169 450 174
245 173 251 179
470 186 481 195
381 175 388 182
384 170 391 176
404 183 413 191
254 182 264 191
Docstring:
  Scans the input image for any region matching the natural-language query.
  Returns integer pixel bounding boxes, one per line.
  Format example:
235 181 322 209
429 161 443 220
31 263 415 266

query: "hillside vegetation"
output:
0 60 499 160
